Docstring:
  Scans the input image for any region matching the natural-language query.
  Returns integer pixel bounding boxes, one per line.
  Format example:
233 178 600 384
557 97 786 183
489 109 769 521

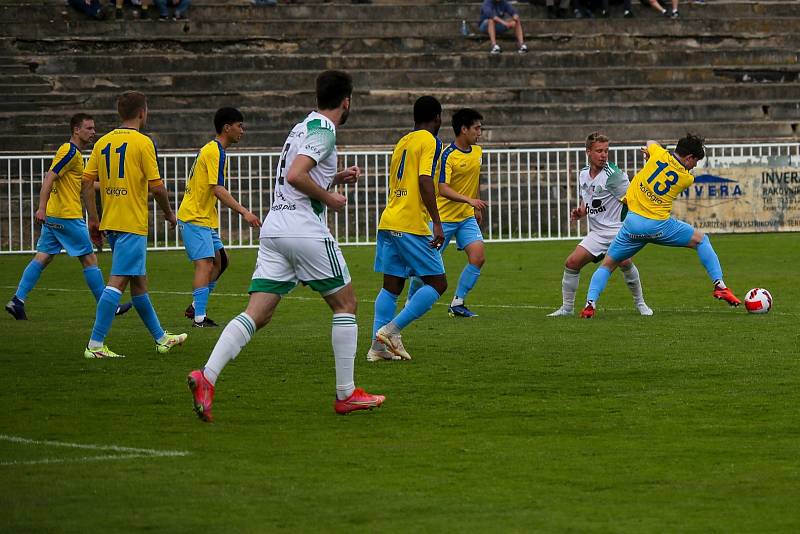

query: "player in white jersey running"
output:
187 70 385 420
548 132 652 317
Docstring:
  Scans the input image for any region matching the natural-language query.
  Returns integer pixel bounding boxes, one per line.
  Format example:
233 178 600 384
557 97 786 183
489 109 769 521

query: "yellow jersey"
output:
436 143 482 223
47 142 84 219
83 127 161 236
378 130 443 235
177 140 227 228
625 144 695 220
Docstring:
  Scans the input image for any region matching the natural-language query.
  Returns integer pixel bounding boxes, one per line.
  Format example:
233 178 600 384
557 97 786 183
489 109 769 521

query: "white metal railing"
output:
1 143 798 254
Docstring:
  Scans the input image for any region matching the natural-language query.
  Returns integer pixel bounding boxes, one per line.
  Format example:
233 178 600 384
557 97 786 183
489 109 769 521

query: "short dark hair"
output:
451 108 483 137
413 96 442 124
70 113 93 133
585 131 609 150
214 107 244 134
675 133 706 160
117 91 147 121
316 70 353 110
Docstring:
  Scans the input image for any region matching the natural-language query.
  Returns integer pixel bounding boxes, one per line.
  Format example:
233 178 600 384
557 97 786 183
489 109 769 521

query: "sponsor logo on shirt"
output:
105 187 128 196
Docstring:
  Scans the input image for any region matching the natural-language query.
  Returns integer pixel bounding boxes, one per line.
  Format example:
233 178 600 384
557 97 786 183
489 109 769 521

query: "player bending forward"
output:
580 133 741 318
187 70 384 420
549 132 652 317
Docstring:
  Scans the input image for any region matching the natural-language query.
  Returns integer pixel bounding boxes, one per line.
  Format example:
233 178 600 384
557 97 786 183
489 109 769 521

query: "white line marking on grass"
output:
2 285 796 317
0 434 189 467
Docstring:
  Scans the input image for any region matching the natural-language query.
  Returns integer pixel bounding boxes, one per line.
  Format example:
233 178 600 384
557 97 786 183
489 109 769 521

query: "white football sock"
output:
451 296 464 307
332 313 357 401
621 264 645 305
204 312 255 385
714 279 726 289
561 267 580 311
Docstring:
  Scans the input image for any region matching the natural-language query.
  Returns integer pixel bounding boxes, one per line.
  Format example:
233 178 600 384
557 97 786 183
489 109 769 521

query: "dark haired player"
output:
178 107 261 328
187 71 385 420
581 134 741 318
6 113 132 321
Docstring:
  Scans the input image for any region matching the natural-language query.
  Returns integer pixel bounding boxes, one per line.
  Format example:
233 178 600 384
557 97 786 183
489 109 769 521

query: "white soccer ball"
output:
744 288 772 314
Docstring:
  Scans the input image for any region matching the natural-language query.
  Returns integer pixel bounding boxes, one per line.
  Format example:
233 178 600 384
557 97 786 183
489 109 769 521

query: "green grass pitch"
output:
1 233 799 532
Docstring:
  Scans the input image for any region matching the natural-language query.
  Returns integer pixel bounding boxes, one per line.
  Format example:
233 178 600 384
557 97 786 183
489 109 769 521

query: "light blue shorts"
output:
107 231 147 276
607 211 695 262
36 216 94 257
179 219 224 261
374 230 445 278
436 217 484 252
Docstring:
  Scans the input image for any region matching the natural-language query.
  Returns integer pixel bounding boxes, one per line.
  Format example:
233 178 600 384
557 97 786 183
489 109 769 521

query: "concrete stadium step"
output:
5 83 800 113
3 1 798 23
5 16 800 39
5 31 797 57
5 66 797 94
4 120 796 153
6 101 799 135
18 48 799 75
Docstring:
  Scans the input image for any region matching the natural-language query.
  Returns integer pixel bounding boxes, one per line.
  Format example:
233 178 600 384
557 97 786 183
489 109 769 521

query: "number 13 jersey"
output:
625 144 694 221
262 111 338 239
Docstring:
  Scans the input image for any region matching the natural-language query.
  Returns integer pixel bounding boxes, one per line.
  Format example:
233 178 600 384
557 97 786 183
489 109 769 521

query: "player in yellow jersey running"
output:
407 108 488 318
369 96 447 362
81 91 187 357
177 107 261 328
580 133 741 318
5 113 133 321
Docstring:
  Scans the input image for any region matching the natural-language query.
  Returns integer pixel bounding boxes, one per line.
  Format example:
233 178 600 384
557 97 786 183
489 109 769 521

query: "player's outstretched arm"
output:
35 170 58 224
213 185 261 228
149 180 177 228
438 182 488 210
286 155 347 211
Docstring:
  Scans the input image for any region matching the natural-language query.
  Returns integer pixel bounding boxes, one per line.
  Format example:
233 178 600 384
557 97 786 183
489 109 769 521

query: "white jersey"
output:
579 162 630 236
261 111 338 238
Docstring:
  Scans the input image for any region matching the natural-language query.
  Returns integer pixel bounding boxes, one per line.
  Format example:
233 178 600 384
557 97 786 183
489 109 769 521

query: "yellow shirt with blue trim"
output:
625 144 695 220
437 143 482 223
177 140 227 228
378 129 443 235
46 142 84 219
83 127 161 236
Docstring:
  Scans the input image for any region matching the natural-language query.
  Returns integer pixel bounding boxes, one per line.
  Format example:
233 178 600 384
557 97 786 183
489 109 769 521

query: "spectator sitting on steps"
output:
154 0 191 20
479 0 528 55
641 0 680 18
68 0 106 20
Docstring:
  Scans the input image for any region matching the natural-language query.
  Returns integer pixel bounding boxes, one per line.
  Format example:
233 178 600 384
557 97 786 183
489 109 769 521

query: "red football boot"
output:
713 285 741 306
335 388 386 415
579 303 596 318
187 369 215 422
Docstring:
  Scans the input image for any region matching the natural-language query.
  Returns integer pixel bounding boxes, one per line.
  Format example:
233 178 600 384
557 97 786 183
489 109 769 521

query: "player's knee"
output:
469 253 485 269
79 253 98 268
565 257 581 271
217 248 229 276
428 277 448 295
689 230 705 248
619 259 633 270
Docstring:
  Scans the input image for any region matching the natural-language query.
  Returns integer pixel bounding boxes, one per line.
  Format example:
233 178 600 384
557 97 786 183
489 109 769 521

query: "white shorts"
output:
249 237 351 296
578 231 617 258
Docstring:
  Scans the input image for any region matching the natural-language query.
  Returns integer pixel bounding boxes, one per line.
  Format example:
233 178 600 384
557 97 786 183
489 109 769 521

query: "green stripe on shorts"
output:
248 278 297 295
305 276 345 294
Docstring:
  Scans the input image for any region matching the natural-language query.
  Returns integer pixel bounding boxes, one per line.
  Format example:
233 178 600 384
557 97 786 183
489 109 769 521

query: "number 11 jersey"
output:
262 111 338 238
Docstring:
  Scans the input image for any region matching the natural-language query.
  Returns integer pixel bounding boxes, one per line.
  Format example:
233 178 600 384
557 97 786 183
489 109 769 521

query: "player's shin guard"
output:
15 259 45 301
620 264 645 304
586 265 613 304
204 312 255 385
332 313 357 400
89 286 122 345
405 277 424 305
132 293 166 342
696 235 723 282
83 265 105 301
561 267 580 311
393 285 441 330
192 287 210 322
454 264 481 303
